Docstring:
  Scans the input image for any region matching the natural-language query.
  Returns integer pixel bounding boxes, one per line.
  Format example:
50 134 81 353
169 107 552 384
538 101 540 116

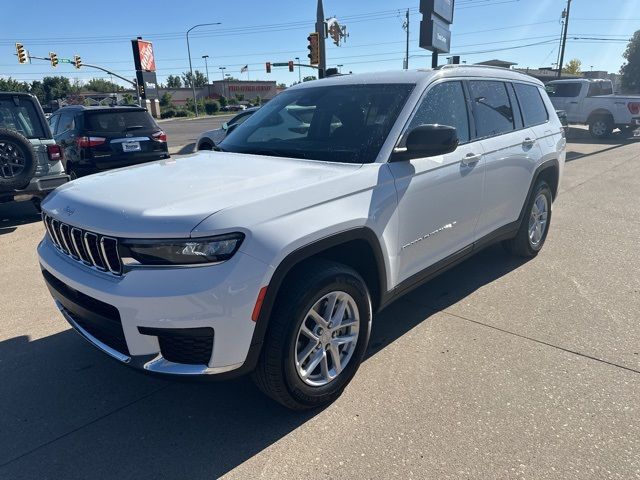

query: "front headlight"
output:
120 233 245 266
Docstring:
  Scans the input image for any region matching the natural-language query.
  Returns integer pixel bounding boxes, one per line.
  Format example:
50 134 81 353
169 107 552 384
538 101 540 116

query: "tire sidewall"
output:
589 117 612 139
0 129 37 191
281 272 371 406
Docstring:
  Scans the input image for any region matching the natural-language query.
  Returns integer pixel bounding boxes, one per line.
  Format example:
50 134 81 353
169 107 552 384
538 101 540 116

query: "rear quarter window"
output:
545 82 582 98
0 97 45 139
513 83 548 127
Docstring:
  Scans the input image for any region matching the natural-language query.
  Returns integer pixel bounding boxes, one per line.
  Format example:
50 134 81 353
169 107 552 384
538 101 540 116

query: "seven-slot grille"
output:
43 214 122 275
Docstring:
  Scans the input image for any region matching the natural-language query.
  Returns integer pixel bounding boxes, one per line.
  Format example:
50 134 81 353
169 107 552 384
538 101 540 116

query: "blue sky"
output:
0 0 638 88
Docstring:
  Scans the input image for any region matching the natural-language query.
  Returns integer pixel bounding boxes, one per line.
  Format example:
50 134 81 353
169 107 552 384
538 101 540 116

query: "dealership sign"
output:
419 0 455 53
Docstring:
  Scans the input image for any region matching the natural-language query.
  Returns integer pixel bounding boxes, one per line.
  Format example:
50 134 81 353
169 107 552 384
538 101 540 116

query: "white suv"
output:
38 66 566 410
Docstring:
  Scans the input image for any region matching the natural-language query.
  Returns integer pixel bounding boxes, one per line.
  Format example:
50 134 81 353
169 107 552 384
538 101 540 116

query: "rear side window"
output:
48 114 60 135
408 81 470 144
0 98 45 139
514 83 548 126
587 82 613 97
545 82 581 98
85 110 157 133
469 81 515 137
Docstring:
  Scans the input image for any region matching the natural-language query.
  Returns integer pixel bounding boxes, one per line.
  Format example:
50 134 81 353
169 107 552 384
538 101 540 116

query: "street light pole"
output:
186 22 221 117
219 66 226 98
295 56 301 83
202 54 211 99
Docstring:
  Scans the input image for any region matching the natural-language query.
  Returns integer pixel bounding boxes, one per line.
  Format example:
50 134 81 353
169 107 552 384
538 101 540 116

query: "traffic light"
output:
49 52 58 68
15 43 27 64
307 33 319 66
138 81 145 97
288 60 294 72
266 62 271 73
73 55 82 69
328 22 341 46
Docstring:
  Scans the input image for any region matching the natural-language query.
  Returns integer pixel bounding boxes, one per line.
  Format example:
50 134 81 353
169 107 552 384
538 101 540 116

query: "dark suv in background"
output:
48 106 169 178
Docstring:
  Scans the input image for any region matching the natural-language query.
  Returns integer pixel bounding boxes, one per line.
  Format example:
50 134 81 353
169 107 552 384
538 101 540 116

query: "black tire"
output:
198 141 213 151
588 115 613 139
503 180 553 257
252 259 372 410
0 128 37 192
67 164 79 180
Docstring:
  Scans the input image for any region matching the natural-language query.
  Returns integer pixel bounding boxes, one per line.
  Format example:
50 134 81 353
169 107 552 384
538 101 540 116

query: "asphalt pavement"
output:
160 114 234 155
0 128 638 479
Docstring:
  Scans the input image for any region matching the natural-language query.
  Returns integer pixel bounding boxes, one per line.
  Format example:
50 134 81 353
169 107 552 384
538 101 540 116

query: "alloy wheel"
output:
528 192 549 247
0 140 26 179
294 291 360 387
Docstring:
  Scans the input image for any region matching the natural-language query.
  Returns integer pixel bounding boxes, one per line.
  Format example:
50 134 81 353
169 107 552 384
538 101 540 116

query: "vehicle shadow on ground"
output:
169 142 196 156
565 127 638 163
0 201 40 235
0 245 526 479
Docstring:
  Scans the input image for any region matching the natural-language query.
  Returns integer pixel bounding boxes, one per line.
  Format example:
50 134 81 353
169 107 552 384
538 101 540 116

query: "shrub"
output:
204 99 220 115
174 109 190 117
160 108 176 119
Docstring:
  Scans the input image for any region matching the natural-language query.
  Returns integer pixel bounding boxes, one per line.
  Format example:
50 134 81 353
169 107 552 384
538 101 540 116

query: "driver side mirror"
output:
391 124 459 161
221 122 229 131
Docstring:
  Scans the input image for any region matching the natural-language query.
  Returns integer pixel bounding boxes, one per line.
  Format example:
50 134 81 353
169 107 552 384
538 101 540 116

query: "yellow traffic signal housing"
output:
16 43 27 64
307 33 319 66
50 52 58 68
73 55 82 69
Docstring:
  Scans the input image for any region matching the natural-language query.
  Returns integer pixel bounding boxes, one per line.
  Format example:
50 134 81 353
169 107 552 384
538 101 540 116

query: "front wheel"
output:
252 259 372 410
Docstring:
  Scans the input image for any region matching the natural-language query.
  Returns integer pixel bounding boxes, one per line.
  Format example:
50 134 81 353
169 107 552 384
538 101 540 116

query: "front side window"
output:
514 83 548 127
545 82 582 98
407 81 470 144
219 83 414 164
469 81 515 137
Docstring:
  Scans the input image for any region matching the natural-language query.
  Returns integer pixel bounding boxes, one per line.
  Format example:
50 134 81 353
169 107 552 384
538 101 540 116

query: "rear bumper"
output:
78 150 170 174
4 173 69 201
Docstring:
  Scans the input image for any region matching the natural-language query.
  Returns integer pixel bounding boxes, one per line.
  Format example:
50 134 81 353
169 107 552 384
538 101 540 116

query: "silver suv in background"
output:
0 92 68 207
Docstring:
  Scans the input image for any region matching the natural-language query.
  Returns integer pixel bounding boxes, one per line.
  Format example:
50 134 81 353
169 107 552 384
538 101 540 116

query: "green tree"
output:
621 30 640 92
562 58 582 75
277 82 287 88
85 78 124 93
181 70 207 88
166 75 182 88
302 76 316 82
122 93 135 104
0 77 30 94
234 93 245 102
218 95 228 108
40 76 74 104
254 95 261 106
159 92 174 108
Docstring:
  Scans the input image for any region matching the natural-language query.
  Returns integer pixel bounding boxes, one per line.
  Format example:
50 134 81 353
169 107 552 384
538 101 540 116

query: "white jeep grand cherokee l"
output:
38 66 566 410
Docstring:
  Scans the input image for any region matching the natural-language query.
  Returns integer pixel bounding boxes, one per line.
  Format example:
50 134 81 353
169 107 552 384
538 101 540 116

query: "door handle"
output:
522 137 535 147
569 101 578 104
461 152 481 166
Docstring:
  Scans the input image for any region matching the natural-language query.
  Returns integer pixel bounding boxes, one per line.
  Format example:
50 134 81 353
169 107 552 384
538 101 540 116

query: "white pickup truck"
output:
546 79 640 139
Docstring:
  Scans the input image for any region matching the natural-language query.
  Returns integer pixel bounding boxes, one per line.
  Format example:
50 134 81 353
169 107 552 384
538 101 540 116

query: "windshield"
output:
0 97 46 139
219 83 414 164
85 110 157 133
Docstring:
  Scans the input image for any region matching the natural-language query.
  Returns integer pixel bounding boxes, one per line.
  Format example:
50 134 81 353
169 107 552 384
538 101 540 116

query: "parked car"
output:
0 92 68 207
546 79 640 139
39 66 566 410
197 107 259 150
48 105 169 178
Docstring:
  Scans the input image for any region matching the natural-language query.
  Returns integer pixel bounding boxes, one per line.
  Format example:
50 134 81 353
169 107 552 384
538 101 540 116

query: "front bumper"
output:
38 237 272 377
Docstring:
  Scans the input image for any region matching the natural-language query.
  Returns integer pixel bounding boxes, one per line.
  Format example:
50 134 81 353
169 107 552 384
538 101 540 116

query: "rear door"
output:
81 109 166 169
470 80 543 239
546 82 583 122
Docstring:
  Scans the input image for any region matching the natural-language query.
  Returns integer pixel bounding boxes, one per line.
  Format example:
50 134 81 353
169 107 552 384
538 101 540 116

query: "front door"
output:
388 80 485 285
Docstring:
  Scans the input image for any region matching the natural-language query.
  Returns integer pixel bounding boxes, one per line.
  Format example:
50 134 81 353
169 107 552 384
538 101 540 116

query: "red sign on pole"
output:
132 39 156 72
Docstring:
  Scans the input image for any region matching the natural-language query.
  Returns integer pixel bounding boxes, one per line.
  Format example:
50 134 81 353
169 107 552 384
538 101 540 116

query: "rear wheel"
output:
504 180 552 257
589 116 613 139
252 259 372 410
0 128 37 192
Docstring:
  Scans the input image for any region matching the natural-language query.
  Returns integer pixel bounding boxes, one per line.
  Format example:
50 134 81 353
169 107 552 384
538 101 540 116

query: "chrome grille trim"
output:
43 214 122 276
100 237 122 274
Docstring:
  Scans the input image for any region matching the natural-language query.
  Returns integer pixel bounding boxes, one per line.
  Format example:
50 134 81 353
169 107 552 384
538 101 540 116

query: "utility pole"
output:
295 56 302 82
315 0 326 79
403 9 410 70
557 0 572 78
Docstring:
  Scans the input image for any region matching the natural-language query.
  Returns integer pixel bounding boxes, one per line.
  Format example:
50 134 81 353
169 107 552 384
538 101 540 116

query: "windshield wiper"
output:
124 125 145 131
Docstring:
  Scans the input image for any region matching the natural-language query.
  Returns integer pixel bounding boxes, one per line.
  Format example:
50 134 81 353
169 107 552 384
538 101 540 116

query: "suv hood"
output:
42 151 362 238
